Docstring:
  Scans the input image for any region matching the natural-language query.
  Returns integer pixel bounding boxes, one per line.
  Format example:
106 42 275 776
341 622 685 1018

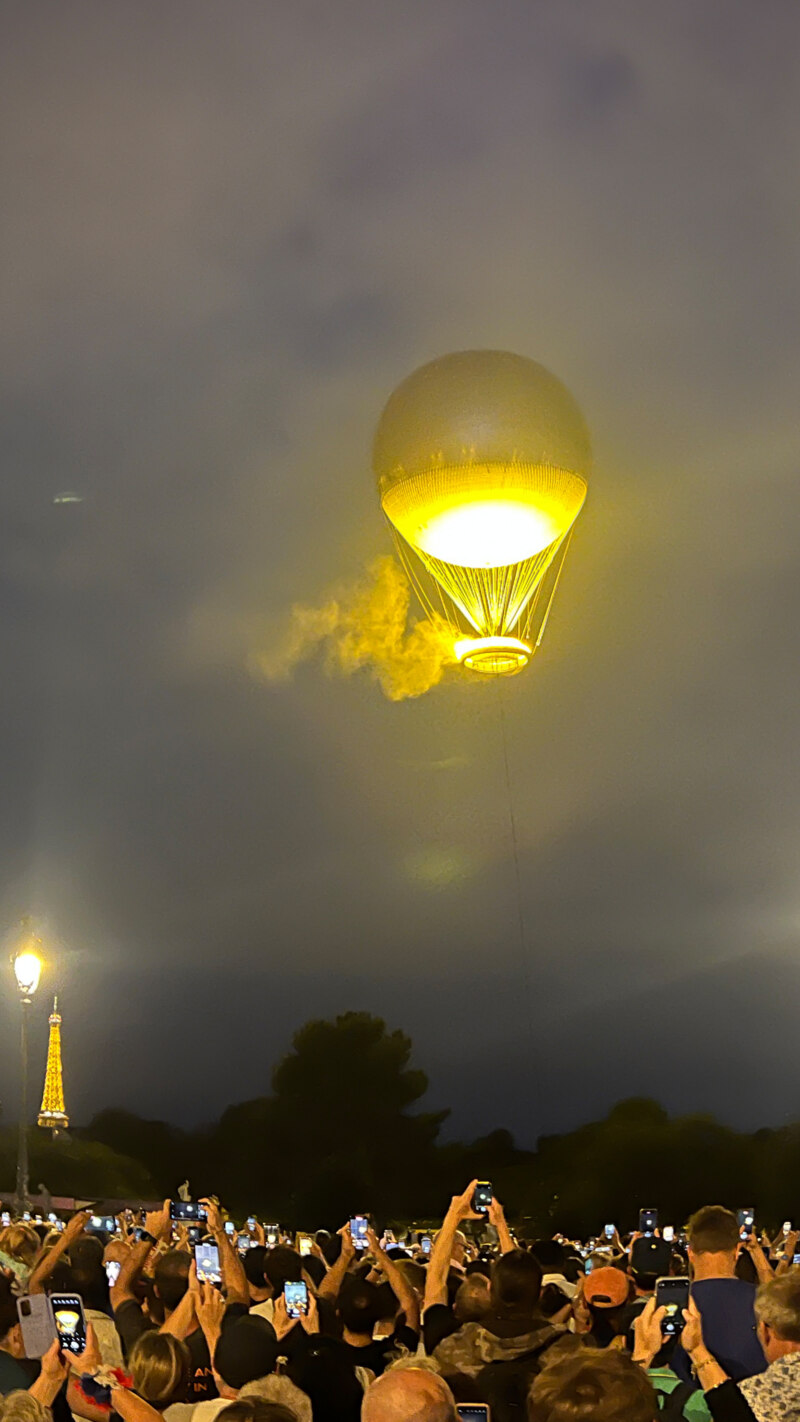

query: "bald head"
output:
362 1369 456 1422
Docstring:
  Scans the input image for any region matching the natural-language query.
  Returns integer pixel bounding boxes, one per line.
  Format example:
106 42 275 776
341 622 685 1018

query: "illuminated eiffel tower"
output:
38 997 69 1133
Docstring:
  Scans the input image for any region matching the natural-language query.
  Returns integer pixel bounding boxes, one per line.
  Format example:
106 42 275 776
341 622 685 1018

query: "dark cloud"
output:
0 0 798 1144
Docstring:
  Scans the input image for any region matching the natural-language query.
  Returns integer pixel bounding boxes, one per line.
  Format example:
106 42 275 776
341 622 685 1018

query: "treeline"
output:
2 1012 798 1234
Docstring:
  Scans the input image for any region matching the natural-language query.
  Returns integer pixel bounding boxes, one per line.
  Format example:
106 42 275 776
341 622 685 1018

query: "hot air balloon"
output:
373 350 591 675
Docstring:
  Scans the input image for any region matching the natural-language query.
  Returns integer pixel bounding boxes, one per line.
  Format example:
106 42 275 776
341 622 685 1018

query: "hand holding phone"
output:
655 1277 690 1336
350 1216 369 1250
195 1242 222 1286
472 1182 493 1215
639 1208 658 1236
284 1281 309 1318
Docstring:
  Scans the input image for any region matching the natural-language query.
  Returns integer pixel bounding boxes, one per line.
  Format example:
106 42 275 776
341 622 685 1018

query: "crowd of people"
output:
1 1183 799 1422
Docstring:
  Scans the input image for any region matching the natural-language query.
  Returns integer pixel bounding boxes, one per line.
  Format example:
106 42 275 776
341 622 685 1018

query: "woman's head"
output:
129 1332 191 1408
0 1392 51 1422
0 1227 39 1268
217 1402 297 1422
529 1350 656 1422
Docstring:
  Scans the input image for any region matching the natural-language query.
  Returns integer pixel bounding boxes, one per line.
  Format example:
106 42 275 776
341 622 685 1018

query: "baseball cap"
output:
583 1267 630 1308
214 1317 278 1389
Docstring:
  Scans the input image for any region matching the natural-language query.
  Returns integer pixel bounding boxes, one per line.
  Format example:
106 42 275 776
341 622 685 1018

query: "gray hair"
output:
240 1374 313 1422
755 1274 800 1343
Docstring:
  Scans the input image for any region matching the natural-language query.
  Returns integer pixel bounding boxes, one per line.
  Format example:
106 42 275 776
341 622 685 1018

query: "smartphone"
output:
238 1235 252 1254
663 1226 675 1243
105 1259 121 1287
51 1293 88 1355
420 1235 432 1256
284 1280 309 1318
48 1212 58 1224
297 1234 313 1257
195 1242 222 1286
738 1208 755 1238
170 1201 207 1223
350 1215 369 1250
604 1224 615 1240
17 1295 56 1358
793 1252 800 1266
585 1258 594 1274
265 1224 279 1246
247 1215 257 1229
655 1277 690 1336
783 1221 792 1234
88 1214 116 1234
1 1211 10 1227
187 1227 203 1247
456 1406 491 1422
224 1220 235 1236
22 1211 31 1222
639 1208 658 1236
472 1182 493 1214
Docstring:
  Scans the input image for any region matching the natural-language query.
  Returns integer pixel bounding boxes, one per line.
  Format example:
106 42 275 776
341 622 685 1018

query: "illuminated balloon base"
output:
454 635 532 676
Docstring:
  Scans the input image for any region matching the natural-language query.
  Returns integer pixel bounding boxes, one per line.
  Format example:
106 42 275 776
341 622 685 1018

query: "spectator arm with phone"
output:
741 1235 774 1287
423 1181 479 1313
367 1229 420 1332
487 1196 514 1254
28 1209 90 1294
318 1226 356 1301
111 1201 171 1310
200 1198 249 1306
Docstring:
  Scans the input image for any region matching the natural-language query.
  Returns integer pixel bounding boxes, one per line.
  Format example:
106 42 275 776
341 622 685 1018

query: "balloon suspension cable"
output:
495 678 537 1050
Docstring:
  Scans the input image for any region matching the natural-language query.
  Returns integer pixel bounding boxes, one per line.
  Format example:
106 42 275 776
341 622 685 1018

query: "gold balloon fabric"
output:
373 351 591 674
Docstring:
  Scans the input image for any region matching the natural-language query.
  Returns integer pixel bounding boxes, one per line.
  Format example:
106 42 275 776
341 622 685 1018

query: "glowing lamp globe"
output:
13 948 43 999
373 350 591 674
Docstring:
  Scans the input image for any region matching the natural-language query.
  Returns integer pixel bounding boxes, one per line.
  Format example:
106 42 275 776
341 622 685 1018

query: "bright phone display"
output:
51 1294 87 1355
350 1215 369 1249
284 1281 309 1318
655 1277 690 1336
195 1242 222 1285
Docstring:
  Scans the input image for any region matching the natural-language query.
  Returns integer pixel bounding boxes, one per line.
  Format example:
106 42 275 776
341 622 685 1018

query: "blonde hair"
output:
0 1393 51 1422
129 1333 191 1406
0 1227 39 1267
241 1375 313 1422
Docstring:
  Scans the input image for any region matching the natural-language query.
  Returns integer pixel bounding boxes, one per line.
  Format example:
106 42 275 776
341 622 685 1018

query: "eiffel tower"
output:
38 997 69 1133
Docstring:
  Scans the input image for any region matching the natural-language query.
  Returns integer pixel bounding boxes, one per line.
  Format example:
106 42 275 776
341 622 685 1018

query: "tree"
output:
81 1109 190 1195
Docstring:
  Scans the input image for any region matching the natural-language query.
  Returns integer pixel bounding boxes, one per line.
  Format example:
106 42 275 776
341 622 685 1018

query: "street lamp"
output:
12 931 44 1214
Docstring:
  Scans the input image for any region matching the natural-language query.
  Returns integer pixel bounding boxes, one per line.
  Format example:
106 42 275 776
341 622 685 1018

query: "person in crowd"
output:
188 1315 279 1422
0 1231 39 1289
529 1348 659 1422
674 1207 766 1382
431 1246 562 1381
362 1368 457 1422
240 1374 312 1422
216 1402 296 1422
576 1267 632 1348
422 1182 513 1355
738 1273 800 1420
630 1295 712 1420
317 1227 418 1376
128 1333 192 1416
243 1250 274 1324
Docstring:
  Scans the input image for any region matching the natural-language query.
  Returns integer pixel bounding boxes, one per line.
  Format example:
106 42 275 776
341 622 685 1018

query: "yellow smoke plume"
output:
252 556 457 701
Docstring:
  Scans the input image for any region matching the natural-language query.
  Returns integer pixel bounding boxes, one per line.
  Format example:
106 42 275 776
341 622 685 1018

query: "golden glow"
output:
38 996 69 1131
382 462 586 569
13 948 43 998
454 635 531 675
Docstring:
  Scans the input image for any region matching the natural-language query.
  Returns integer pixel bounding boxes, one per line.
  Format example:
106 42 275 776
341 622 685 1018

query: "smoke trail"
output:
252 556 456 701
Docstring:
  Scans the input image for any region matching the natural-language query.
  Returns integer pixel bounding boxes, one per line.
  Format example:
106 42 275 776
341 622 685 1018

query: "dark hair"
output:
71 1262 111 1313
263 1248 303 1295
217 1404 296 1422
529 1241 568 1273
491 1249 542 1314
337 1280 382 1335
301 1256 326 1289
214 1318 279 1390
244 1245 269 1288
154 1249 191 1311
529 1348 657 1422
687 1206 739 1256
0 1280 19 1343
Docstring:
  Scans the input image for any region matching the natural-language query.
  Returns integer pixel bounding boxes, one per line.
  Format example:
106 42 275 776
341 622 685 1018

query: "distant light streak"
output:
53 492 83 505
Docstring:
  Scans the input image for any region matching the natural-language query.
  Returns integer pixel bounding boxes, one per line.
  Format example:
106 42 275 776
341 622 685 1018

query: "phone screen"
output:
737 1208 754 1237
284 1281 309 1318
456 1406 490 1422
1 1212 10 1227
421 1235 431 1255
298 1235 313 1256
238 1235 252 1253
655 1277 690 1336
350 1215 369 1249
195 1242 221 1285
170 1201 207 1223
604 1224 614 1239
639 1208 658 1236
51 1294 87 1354
105 1260 121 1287
225 1221 235 1236
662 1226 675 1243
472 1182 492 1214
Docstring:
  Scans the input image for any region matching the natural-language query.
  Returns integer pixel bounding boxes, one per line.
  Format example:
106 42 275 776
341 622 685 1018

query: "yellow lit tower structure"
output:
38 998 69 1133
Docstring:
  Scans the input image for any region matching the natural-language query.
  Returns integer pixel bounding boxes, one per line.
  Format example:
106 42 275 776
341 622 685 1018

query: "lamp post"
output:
12 938 43 1215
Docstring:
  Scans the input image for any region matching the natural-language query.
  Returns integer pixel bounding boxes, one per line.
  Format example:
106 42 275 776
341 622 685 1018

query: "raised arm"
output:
423 1181 480 1313
318 1225 356 1301
28 1209 91 1293
200 1198 249 1307
367 1229 420 1332
111 1200 171 1310
487 1194 514 1255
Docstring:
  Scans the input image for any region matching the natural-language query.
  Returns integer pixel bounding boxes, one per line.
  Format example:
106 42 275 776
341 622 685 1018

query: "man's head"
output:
153 1249 191 1312
686 1207 739 1274
755 1275 800 1363
241 1372 313 1422
490 1249 542 1317
263 1248 303 1297
629 1239 673 1295
453 1274 491 1322
244 1246 270 1298
529 1349 657 1422
450 1231 467 1269
214 1318 279 1398
362 1368 456 1422
338 1280 383 1339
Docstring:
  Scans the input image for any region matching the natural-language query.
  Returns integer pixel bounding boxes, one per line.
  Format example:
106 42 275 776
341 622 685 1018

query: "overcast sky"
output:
1 0 799 1145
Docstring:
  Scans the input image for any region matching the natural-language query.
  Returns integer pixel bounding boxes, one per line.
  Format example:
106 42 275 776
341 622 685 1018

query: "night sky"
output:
2 1 800 1146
